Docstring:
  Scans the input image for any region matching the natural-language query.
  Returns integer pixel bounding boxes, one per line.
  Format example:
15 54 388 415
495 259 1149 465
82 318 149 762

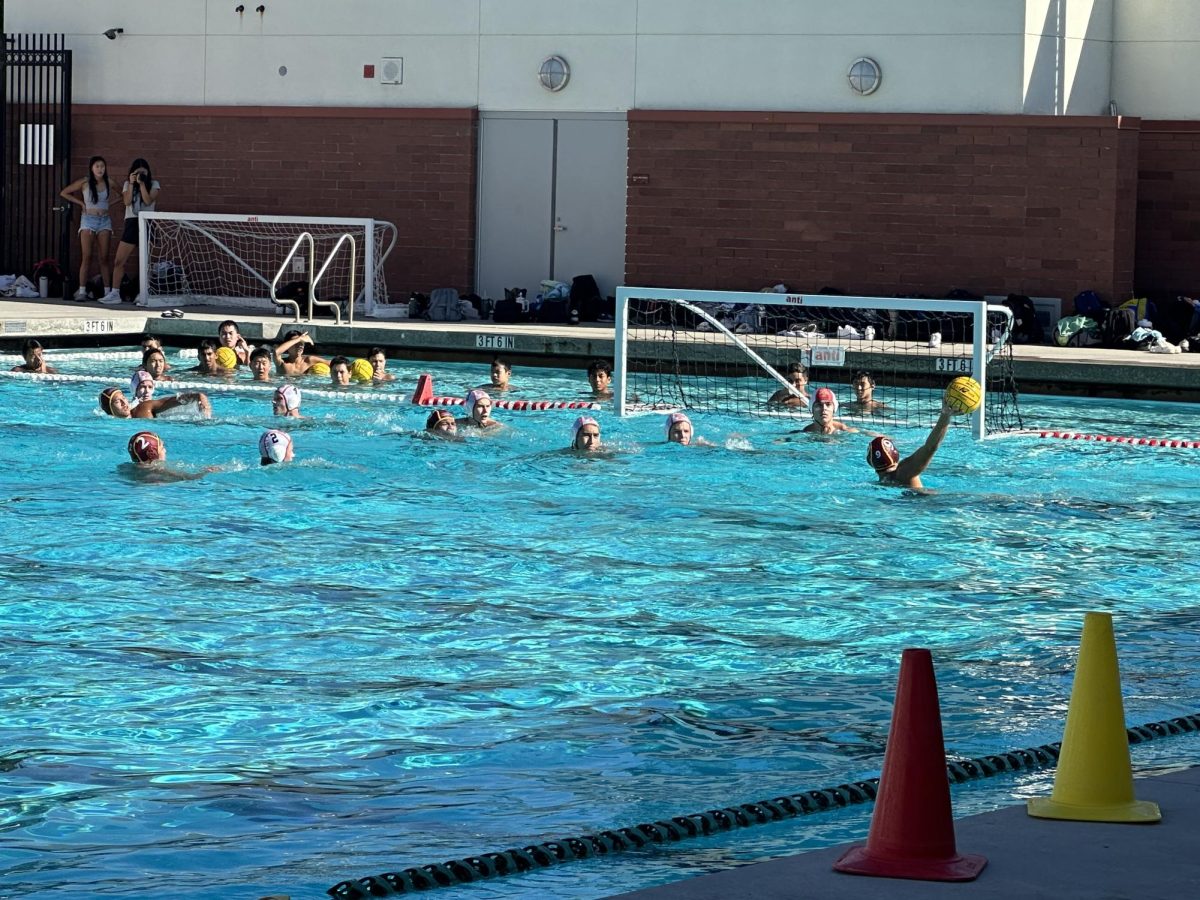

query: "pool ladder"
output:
270 232 358 327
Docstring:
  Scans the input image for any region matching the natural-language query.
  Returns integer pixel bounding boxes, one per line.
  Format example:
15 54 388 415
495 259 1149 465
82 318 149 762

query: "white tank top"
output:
126 180 160 220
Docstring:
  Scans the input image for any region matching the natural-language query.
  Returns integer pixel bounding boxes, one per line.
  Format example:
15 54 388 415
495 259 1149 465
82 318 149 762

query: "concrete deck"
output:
2 294 1199 398
611 767 1200 900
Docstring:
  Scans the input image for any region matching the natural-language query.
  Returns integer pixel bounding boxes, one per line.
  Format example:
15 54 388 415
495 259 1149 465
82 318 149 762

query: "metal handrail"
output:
311 233 356 327
270 232 315 323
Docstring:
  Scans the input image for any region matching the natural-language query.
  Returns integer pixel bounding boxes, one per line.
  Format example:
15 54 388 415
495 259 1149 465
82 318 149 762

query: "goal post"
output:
136 212 398 317
614 287 1021 439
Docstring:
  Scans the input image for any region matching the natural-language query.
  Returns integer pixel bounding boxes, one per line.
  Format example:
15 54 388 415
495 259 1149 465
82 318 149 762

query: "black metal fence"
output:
1 33 72 296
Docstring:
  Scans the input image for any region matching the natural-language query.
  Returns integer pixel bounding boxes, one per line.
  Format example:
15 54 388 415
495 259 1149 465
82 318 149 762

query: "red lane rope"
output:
1034 430 1200 449
415 396 599 411
409 373 600 412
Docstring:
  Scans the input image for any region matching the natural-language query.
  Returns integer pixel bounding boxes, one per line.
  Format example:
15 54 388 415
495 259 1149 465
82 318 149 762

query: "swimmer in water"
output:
274 330 326 377
867 399 956 491
189 340 220 376
845 370 890 414
259 429 294 466
478 356 516 392
121 430 208 483
664 411 714 446
217 319 251 365
99 386 211 419
803 387 858 434
571 415 603 452
586 359 613 400
272 384 304 419
425 408 460 439
368 347 396 383
249 347 273 382
458 389 501 429
130 368 156 405
767 362 810 408
139 346 173 383
10 339 58 374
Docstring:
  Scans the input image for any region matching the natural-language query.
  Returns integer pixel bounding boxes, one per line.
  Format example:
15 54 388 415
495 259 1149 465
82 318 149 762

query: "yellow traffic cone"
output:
1027 612 1161 823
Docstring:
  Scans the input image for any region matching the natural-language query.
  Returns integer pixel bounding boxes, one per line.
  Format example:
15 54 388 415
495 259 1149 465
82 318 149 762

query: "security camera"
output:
103 28 124 40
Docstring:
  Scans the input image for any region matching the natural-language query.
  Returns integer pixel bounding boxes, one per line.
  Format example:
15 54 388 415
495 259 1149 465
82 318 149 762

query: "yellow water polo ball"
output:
945 376 982 416
351 358 374 383
215 346 238 369
309 361 331 377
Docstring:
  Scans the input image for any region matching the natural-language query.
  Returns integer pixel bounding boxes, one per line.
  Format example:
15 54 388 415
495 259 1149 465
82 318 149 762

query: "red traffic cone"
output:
833 648 987 881
411 373 434 405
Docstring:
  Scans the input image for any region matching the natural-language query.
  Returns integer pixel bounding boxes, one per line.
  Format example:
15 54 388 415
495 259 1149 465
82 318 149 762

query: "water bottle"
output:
38 276 48 298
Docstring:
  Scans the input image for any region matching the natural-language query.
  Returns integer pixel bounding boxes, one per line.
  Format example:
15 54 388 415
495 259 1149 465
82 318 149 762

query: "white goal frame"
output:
614 287 1013 439
137 211 395 316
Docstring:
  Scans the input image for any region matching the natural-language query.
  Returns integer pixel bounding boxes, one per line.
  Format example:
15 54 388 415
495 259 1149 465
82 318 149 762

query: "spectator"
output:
59 156 115 300
109 158 161 304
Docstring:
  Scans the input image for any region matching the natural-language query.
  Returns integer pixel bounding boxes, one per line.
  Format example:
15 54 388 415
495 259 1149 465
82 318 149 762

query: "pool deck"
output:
610 766 1200 900
2 294 1199 400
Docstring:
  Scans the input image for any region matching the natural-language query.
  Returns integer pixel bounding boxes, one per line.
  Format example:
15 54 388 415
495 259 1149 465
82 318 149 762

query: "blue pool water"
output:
1 352 1198 899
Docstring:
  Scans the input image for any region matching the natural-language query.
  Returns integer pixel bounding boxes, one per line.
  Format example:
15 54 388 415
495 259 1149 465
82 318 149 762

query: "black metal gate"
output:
1 34 72 297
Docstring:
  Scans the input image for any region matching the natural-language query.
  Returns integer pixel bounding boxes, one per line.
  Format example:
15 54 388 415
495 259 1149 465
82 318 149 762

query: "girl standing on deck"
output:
59 156 115 300
109 157 161 305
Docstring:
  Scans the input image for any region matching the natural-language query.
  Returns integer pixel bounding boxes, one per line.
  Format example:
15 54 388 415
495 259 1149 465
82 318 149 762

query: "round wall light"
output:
848 57 881 96
538 55 570 92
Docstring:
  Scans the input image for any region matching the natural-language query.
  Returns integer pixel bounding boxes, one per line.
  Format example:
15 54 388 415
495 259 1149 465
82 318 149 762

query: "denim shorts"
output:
80 213 113 234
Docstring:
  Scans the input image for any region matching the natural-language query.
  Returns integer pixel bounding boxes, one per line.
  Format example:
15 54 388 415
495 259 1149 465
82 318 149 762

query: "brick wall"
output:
626 111 1140 304
1134 122 1200 297
69 105 477 300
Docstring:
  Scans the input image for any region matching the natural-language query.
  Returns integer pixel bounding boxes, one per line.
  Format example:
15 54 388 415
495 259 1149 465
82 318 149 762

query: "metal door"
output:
550 117 627 300
476 116 554 303
476 113 626 304
1 34 72 297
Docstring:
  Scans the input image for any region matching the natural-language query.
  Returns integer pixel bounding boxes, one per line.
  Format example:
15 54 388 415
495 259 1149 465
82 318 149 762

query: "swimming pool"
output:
2 352 1198 899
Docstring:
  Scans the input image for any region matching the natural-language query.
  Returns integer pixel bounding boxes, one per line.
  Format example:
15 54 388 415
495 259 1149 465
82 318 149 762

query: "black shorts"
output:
120 218 157 246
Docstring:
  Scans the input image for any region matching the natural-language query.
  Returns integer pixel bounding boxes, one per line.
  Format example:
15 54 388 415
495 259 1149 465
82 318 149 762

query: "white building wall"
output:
1112 0 1200 118
0 0 1192 119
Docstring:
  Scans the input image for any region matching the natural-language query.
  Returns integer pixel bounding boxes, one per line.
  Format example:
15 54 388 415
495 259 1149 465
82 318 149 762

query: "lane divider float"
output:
411 374 600 412
326 713 1200 898
1032 430 1200 450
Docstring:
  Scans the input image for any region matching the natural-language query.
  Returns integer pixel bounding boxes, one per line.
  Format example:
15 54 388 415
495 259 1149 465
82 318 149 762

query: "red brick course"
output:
626 111 1140 304
69 105 477 301
65 106 1198 308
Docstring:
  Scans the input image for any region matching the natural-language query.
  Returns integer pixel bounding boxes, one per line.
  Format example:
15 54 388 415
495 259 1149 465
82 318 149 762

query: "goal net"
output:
136 212 398 317
614 287 1023 438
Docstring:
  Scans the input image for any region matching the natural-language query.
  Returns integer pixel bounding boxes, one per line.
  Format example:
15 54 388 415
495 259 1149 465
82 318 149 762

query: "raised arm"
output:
891 402 954 484
273 332 309 366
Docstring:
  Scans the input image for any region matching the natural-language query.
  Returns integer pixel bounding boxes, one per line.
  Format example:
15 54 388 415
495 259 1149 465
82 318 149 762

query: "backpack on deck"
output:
1116 296 1157 327
427 287 464 322
571 274 609 321
32 258 65 298
1101 307 1137 348
407 291 429 318
493 288 528 324
1054 315 1102 347
1004 294 1043 344
1073 290 1106 321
